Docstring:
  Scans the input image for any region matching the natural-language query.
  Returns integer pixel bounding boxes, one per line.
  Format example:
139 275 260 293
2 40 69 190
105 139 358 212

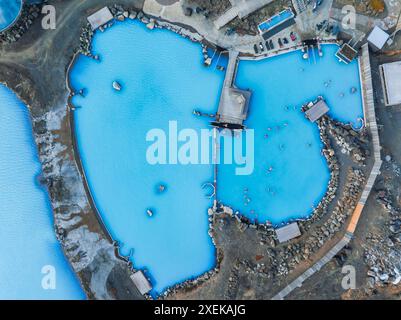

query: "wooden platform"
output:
305 99 329 122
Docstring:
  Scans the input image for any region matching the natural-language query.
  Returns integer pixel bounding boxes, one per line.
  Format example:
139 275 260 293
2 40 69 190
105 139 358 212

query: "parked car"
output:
278 38 283 48
254 44 259 54
283 37 289 44
265 41 271 50
290 32 297 41
259 42 264 52
269 39 274 49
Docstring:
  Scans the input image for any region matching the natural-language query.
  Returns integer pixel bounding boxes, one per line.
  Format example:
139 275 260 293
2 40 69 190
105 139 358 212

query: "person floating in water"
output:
146 209 154 217
156 183 167 194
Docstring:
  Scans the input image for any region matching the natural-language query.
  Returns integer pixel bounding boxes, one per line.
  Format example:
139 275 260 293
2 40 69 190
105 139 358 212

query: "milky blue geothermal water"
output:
70 20 222 295
0 0 22 32
218 44 363 225
0 84 84 299
70 19 363 295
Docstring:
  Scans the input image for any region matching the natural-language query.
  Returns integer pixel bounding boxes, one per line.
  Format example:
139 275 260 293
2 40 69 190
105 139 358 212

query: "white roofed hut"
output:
130 270 152 295
303 97 330 122
367 26 390 52
87 6 114 31
380 61 401 106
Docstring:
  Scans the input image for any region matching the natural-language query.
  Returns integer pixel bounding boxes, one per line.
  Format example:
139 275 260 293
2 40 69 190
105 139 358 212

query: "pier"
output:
213 50 251 129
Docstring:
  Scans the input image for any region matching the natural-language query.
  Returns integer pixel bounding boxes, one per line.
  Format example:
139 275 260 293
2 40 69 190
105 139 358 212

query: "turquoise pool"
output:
0 84 84 299
70 20 222 295
218 44 363 225
0 0 22 32
70 19 363 295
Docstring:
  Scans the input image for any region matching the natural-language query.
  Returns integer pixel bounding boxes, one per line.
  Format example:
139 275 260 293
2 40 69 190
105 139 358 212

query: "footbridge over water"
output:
213 50 251 129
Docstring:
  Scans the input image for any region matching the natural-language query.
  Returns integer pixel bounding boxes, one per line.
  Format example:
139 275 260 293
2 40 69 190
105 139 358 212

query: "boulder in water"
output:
112 81 122 91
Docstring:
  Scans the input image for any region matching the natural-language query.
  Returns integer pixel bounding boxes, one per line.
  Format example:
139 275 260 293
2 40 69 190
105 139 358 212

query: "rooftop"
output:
87 6 114 30
367 26 389 51
216 87 251 126
130 270 152 295
335 43 358 64
380 61 401 106
275 222 301 243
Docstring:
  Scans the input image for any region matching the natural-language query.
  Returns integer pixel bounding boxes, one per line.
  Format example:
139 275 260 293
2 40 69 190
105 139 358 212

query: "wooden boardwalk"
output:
272 43 382 300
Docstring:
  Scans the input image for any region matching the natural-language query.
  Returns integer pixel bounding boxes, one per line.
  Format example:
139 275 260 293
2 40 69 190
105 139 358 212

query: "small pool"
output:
0 84 84 299
0 0 23 32
258 8 294 33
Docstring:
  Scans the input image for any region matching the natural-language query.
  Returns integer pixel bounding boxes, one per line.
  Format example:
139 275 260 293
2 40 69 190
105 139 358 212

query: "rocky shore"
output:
364 158 401 287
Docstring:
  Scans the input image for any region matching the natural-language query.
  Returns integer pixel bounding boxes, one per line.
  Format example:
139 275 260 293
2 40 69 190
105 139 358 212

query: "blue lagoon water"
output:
218 44 363 225
70 20 223 295
0 0 22 32
0 84 84 299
